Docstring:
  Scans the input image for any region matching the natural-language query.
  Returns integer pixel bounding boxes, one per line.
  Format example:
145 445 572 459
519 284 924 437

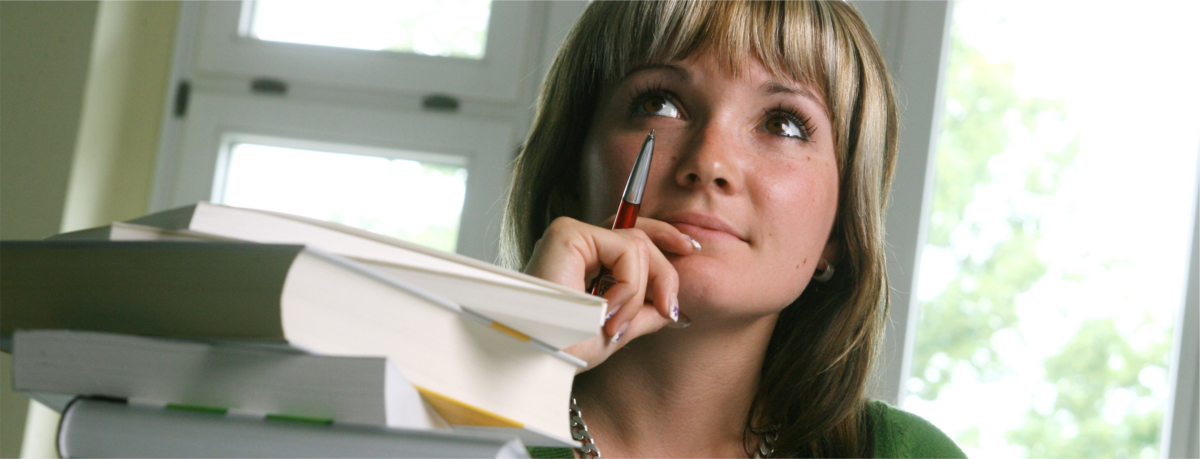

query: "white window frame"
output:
166 92 514 261
151 1 589 263
855 0 953 407
1162 172 1199 459
194 1 535 102
857 2 1200 457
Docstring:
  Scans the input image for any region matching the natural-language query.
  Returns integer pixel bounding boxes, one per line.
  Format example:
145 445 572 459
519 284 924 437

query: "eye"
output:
634 94 681 118
763 106 814 141
763 114 801 138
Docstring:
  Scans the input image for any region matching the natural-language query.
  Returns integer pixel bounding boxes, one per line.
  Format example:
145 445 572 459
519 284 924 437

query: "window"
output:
218 140 469 253
191 1 533 101
901 1 1200 458
152 1 589 261
246 0 492 59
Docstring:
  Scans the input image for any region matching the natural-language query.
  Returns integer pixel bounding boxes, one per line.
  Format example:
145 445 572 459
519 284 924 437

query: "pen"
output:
590 130 655 297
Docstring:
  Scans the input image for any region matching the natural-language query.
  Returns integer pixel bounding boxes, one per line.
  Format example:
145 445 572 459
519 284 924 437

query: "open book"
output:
58 202 606 349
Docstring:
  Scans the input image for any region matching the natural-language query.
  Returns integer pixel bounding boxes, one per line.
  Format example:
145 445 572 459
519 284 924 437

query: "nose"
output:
673 121 744 194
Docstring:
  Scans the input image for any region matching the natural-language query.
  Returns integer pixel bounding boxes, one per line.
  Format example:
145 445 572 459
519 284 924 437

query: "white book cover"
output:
58 398 532 458
14 330 581 448
115 203 607 348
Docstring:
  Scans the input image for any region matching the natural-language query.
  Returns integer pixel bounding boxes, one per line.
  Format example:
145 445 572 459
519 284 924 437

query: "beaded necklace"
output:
568 397 777 458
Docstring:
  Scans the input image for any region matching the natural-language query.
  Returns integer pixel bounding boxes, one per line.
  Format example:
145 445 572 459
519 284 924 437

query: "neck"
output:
573 314 778 458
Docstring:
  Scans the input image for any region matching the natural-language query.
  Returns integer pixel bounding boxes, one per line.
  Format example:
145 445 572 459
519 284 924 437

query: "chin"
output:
671 256 798 322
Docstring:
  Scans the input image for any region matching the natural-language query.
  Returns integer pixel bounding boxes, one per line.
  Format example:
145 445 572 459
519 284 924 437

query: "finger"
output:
525 217 642 295
644 235 680 323
629 306 676 335
600 215 699 256
665 312 692 329
524 218 591 290
618 304 678 344
567 306 691 373
524 217 660 341
635 218 700 256
602 229 651 339
608 223 682 325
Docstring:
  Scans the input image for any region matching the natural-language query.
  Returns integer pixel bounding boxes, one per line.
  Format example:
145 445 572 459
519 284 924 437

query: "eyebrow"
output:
620 65 826 113
761 81 820 104
621 63 690 82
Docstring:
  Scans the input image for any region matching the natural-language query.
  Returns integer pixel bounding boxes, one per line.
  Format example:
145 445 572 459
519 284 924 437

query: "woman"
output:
503 1 965 457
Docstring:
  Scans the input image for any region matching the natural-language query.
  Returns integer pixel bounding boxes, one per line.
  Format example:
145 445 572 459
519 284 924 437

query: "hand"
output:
523 216 698 372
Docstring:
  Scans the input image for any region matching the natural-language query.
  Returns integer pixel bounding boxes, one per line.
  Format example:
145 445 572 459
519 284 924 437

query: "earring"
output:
813 259 835 283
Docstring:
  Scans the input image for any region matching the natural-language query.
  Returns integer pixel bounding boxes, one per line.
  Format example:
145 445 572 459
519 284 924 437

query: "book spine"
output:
58 398 529 458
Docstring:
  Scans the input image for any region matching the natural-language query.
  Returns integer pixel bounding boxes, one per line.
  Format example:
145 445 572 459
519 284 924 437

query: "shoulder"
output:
869 400 967 458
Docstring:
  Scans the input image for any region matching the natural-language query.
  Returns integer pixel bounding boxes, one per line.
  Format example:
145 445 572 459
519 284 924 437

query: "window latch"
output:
251 78 288 96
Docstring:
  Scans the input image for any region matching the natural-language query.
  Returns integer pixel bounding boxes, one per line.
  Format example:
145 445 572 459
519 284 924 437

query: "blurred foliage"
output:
379 0 490 58
910 19 1072 403
1007 318 1168 458
908 4 1168 457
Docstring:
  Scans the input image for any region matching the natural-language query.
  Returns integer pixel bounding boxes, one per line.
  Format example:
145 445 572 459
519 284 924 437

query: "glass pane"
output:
219 142 468 253
906 1 1200 458
247 0 491 59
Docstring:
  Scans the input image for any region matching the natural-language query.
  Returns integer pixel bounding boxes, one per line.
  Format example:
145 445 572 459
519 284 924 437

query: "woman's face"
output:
580 52 839 321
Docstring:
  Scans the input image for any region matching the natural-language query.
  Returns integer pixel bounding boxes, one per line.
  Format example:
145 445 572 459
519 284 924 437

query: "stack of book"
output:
1 203 607 458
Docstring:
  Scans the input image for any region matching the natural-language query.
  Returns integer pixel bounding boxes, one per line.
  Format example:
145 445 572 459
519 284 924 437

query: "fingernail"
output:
669 294 679 322
667 313 691 329
687 236 701 251
610 321 630 344
604 304 623 322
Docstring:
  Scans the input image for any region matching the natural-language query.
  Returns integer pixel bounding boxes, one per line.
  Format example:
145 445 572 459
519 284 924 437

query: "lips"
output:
663 212 748 243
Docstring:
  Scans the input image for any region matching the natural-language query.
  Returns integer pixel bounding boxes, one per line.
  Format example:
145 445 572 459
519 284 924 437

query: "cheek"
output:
580 129 657 224
764 172 838 246
672 158 839 314
581 137 638 224
749 161 840 296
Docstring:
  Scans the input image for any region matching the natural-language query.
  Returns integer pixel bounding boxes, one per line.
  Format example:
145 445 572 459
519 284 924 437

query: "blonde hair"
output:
502 1 897 456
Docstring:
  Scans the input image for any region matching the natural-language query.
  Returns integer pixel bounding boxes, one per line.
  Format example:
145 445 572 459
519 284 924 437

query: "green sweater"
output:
528 401 966 458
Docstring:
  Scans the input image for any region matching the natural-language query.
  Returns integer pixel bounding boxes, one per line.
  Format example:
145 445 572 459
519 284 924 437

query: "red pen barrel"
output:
589 200 641 297
610 200 641 231
589 130 654 301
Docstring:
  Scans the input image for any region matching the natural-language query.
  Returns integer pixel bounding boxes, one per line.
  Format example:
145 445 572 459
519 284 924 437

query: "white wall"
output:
0 3 98 455
0 2 178 456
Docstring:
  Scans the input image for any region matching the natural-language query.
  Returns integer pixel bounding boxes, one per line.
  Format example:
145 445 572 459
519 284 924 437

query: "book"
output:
11 329 576 448
57 397 532 458
48 221 227 242
70 203 607 349
12 330 443 429
55 220 599 349
0 240 579 445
